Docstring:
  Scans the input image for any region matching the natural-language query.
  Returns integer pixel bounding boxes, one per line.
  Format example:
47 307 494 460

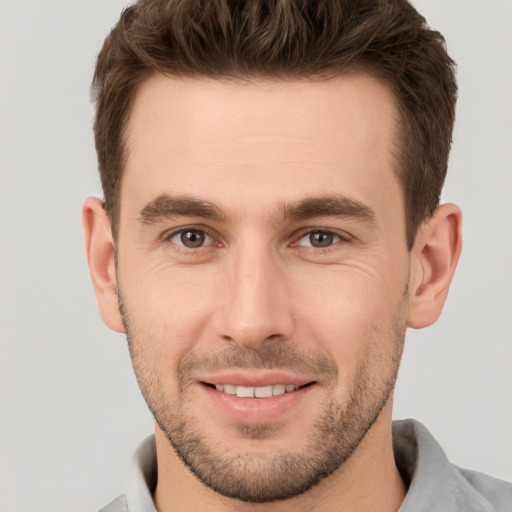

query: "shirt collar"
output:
123 420 497 511
394 419 496 511
124 434 158 512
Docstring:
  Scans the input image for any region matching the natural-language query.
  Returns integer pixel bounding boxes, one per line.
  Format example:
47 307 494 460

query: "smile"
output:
203 382 314 398
213 383 300 398
199 379 317 422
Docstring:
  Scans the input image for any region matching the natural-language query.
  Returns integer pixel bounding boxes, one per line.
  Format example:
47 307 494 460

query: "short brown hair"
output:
92 0 457 248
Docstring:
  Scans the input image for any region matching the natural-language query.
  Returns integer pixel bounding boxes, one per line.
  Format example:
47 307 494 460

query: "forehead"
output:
122 74 401 222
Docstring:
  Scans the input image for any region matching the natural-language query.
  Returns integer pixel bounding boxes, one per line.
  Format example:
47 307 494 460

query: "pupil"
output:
181 230 204 248
310 232 333 247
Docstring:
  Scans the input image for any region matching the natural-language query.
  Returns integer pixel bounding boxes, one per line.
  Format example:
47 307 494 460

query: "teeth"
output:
273 384 286 396
214 383 300 398
254 385 273 398
236 386 255 398
223 384 236 395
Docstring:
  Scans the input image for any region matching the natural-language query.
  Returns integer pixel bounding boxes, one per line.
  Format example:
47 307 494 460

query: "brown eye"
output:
170 229 213 248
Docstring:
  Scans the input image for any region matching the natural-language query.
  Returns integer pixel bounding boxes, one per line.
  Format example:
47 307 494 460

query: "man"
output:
82 0 512 510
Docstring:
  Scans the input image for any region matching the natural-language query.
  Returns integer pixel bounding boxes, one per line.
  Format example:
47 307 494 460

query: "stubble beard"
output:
119 291 407 503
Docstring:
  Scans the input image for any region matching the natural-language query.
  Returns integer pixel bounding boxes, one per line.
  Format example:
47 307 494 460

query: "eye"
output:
169 229 214 249
298 231 342 248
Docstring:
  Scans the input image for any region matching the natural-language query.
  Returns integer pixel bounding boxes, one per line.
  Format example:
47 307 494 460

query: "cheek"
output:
120 264 219 371
292 265 406 374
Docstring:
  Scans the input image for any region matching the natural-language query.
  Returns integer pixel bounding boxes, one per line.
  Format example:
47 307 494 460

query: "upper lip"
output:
198 371 316 388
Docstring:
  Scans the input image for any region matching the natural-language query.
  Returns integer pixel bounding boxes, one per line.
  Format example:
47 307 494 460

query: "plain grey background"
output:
1 1 511 510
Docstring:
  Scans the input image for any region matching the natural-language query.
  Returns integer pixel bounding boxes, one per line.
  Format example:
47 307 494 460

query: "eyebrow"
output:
138 193 376 226
280 195 377 224
139 194 226 224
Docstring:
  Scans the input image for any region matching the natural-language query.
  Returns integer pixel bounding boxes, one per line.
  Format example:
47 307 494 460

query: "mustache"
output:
177 344 338 383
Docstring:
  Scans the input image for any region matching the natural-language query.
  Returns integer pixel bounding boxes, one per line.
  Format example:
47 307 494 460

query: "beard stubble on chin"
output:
119 288 407 504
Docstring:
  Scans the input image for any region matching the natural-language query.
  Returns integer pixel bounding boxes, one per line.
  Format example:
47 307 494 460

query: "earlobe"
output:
82 197 125 333
407 203 462 329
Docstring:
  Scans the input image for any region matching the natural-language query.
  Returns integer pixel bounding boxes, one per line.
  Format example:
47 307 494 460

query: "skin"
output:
83 74 462 511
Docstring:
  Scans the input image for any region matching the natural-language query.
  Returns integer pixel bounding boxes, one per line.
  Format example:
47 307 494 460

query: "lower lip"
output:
200 383 315 423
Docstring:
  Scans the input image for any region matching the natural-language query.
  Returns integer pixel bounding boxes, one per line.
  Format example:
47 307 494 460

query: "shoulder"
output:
98 494 128 512
97 434 157 512
393 419 512 512
458 467 512 512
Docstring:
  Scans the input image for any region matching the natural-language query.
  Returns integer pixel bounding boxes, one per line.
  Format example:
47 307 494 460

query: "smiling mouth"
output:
202 382 315 398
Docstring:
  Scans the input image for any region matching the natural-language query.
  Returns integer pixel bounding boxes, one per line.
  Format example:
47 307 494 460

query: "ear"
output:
82 197 125 333
407 203 462 329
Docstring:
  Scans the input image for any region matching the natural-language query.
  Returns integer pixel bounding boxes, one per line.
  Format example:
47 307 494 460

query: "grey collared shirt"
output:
99 419 512 511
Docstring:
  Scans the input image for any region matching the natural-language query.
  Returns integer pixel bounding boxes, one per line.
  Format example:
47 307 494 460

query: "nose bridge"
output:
217 240 293 348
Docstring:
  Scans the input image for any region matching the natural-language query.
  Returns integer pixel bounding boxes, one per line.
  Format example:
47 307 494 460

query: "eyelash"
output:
161 226 351 252
291 228 351 252
162 225 219 250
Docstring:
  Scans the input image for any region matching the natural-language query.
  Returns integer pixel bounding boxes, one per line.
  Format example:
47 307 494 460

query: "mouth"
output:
197 373 318 423
202 382 315 398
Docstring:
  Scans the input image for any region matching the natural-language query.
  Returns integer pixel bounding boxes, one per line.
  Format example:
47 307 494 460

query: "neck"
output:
153 404 406 512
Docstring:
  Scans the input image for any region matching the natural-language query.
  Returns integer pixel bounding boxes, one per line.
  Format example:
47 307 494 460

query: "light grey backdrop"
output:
1 1 511 510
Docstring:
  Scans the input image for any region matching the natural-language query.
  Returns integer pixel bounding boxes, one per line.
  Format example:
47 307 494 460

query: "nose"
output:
214 246 294 350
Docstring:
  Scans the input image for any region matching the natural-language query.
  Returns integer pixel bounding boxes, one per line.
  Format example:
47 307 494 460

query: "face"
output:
116 75 410 502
